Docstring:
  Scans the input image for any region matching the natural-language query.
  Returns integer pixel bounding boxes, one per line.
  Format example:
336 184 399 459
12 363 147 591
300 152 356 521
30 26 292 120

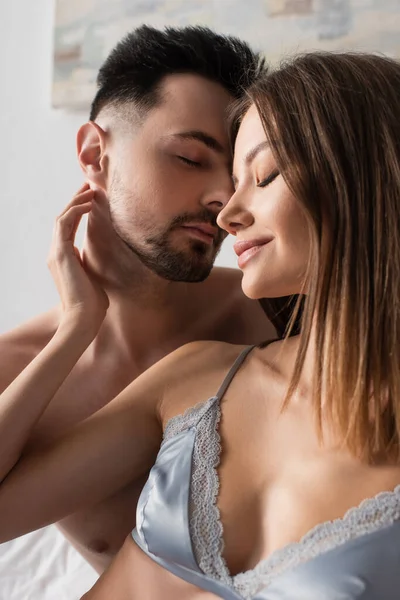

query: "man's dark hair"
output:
89 25 266 121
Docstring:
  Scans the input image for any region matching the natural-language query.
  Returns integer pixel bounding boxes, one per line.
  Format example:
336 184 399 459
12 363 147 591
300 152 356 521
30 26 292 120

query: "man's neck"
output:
81 244 211 365
97 282 196 349
77 219 224 368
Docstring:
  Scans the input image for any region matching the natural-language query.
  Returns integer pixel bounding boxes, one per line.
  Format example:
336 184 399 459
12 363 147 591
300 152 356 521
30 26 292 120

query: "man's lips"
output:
181 223 218 244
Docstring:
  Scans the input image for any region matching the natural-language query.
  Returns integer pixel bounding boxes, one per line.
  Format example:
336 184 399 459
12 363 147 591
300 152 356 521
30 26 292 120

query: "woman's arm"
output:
0 185 107 482
0 357 163 543
0 321 95 482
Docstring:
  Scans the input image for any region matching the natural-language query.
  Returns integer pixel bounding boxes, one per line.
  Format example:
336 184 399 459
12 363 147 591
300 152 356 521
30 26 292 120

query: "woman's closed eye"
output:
257 170 280 188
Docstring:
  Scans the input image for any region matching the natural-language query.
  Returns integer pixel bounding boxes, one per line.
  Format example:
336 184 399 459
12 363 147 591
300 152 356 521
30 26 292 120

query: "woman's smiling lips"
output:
233 237 272 269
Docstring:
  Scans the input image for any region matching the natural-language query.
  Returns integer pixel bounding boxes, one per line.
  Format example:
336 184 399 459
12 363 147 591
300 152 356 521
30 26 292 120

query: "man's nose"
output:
201 177 234 215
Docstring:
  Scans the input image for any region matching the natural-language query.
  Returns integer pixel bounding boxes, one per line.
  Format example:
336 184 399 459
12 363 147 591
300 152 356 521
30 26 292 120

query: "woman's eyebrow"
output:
231 141 270 187
244 141 270 165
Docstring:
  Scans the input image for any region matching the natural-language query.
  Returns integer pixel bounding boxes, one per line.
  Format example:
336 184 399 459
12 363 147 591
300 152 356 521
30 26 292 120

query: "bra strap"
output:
215 345 255 402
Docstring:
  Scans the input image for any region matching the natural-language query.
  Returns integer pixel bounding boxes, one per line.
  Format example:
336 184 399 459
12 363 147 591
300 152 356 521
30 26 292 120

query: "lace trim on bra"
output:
163 399 400 600
232 483 400 598
163 396 217 442
190 399 233 583
163 397 232 585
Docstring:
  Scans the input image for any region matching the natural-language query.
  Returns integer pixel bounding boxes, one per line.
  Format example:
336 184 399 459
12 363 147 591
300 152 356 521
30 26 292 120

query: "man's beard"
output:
125 210 225 282
108 180 226 282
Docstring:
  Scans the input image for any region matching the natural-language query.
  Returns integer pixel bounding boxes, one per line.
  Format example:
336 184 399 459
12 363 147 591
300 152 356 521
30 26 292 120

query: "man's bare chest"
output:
23 358 155 571
26 359 141 448
27 322 217 447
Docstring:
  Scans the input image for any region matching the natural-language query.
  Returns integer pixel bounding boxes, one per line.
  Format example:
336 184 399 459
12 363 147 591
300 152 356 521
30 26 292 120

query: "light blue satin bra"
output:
132 346 400 599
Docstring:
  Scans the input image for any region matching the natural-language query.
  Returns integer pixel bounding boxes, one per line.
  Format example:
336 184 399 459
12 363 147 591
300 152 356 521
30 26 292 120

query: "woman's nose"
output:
217 191 252 236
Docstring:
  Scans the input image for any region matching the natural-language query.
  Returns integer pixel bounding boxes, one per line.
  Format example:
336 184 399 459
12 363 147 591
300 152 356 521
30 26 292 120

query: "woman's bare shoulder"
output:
166 340 251 377
170 339 247 360
155 341 250 426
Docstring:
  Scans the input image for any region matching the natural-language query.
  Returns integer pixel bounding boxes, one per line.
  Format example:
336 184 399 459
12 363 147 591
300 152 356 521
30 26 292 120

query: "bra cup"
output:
134 427 199 571
254 520 400 600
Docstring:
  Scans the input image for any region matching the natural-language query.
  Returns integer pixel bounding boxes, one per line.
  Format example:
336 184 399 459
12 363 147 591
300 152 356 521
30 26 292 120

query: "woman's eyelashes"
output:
257 169 280 188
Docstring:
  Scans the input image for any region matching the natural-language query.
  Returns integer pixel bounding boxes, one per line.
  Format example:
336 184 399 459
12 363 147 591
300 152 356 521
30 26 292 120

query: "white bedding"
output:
0 527 97 600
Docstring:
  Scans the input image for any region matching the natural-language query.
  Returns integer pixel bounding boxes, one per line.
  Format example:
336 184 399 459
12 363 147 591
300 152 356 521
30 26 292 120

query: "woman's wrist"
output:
56 312 100 345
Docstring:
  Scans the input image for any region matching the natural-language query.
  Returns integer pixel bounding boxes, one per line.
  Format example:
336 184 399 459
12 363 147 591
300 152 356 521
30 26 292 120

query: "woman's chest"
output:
83 536 222 600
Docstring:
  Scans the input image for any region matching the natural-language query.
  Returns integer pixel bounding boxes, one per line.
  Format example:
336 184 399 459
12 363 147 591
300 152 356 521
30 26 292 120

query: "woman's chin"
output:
241 274 302 300
240 277 265 300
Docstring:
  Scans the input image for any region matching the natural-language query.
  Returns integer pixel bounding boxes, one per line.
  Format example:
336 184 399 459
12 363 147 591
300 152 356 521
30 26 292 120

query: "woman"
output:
1 51 400 599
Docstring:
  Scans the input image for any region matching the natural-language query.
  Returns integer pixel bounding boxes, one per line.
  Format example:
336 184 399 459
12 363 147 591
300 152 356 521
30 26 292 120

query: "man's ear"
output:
77 122 109 190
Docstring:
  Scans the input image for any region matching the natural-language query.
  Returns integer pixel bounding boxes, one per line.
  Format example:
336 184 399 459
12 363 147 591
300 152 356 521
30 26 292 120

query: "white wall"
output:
0 0 236 334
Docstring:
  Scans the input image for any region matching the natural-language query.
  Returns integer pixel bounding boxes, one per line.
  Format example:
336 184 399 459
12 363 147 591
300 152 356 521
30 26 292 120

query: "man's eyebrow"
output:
168 131 225 153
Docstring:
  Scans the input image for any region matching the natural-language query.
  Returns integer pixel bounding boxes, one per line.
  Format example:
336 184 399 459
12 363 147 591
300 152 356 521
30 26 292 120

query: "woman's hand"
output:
47 183 109 334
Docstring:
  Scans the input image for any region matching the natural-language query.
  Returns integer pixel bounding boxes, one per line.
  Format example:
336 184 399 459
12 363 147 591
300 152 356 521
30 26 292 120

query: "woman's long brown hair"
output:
235 52 400 461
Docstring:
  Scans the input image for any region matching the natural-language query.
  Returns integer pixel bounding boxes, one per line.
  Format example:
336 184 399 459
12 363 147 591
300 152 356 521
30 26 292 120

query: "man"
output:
0 25 274 573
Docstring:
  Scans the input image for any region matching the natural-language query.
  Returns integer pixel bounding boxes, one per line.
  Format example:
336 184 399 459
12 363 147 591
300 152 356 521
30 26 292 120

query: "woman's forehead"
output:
234 106 268 162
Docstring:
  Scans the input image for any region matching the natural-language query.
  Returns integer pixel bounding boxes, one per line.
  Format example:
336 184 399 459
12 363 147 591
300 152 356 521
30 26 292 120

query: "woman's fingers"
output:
58 184 94 218
53 202 92 248
57 202 93 242
47 188 109 332
69 200 92 242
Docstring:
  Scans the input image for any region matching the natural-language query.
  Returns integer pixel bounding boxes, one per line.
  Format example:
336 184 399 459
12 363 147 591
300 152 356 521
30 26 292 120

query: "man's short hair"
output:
89 25 266 121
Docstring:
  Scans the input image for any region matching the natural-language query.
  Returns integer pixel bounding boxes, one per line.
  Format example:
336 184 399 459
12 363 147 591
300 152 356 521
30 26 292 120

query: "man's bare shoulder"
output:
207 267 277 344
0 308 60 392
